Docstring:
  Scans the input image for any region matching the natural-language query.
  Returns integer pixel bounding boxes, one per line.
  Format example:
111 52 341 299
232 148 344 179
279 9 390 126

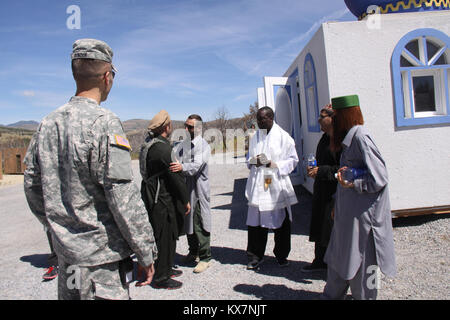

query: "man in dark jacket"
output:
302 106 341 273
140 110 190 290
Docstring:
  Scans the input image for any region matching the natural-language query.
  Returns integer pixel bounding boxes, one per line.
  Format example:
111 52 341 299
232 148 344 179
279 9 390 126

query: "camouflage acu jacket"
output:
24 96 157 267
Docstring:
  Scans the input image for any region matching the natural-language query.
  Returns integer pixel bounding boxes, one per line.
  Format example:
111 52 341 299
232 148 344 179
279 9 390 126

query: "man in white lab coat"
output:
245 106 299 270
170 114 212 274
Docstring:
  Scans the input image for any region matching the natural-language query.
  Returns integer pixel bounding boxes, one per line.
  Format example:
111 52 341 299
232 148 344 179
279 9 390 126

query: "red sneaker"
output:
42 266 58 280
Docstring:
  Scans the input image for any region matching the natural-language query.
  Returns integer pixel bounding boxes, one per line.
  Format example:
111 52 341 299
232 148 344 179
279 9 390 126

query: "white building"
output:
257 1 450 216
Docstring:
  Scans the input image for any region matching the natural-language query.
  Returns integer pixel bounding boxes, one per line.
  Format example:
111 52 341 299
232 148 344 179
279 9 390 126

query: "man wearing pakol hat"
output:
24 39 158 300
321 94 396 300
139 110 190 290
244 106 299 270
169 114 212 274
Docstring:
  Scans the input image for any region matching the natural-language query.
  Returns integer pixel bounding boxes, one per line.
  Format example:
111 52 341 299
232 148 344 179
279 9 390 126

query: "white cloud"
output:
239 7 352 76
21 90 36 97
14 90 71 108
233 92 256 102
1 1 355 123
112 1 347 74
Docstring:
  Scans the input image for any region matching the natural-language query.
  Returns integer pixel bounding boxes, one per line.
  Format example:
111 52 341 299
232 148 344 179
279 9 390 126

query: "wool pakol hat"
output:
148 110 171 131
331 95 360 110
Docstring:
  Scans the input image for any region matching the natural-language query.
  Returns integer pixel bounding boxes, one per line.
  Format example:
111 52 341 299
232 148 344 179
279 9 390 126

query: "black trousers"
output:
313 242 328 266
149 208 177 283
246 210 291 262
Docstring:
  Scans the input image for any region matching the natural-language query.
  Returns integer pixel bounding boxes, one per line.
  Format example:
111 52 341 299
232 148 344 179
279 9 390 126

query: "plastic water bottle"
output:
307 154 317 167
342 167 367 183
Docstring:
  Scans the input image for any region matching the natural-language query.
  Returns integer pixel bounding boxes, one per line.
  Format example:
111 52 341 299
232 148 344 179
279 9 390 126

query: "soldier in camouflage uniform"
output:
23 39 158 300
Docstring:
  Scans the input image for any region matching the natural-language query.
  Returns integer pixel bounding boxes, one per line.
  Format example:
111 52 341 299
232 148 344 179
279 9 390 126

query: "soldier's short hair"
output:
72 58 111 83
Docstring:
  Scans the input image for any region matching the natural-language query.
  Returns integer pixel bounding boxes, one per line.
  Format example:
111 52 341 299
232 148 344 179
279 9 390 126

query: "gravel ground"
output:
0 156 448 300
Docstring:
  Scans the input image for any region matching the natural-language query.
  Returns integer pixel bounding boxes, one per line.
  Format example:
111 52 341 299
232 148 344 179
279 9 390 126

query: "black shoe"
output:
170 269 183 278
277 258 290 267
247 258 263 270
301 262 327 273
153 278 183 290
42 266 58 280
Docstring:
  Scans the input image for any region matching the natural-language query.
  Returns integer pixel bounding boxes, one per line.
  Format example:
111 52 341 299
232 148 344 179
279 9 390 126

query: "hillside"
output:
0 126 34 149
122 119 185 132
0 116 252 157
124 117 250 158
6 121 39 131
0 126 35 135
122 119 151 132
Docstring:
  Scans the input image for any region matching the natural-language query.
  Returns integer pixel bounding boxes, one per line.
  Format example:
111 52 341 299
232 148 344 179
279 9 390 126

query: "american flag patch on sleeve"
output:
114 135 132 150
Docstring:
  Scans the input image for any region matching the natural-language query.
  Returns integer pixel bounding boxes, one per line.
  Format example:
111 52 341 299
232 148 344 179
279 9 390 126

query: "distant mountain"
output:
0 125 35 149
2 117 248 153
123 117 248 155
0 125 35 134
3 118 171 135
122 119 150 132
123 119 186 154
7 121 39 131
122 119 186 133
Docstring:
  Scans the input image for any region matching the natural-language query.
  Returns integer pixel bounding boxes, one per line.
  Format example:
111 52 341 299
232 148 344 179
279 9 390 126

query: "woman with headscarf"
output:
322 95 396 300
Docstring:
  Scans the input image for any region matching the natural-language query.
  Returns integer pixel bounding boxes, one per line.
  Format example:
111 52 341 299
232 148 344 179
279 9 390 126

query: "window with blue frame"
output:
304 53 320 132
392 28 450 127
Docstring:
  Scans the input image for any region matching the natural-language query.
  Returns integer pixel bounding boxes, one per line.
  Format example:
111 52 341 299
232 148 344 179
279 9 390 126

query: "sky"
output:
0 0 355 124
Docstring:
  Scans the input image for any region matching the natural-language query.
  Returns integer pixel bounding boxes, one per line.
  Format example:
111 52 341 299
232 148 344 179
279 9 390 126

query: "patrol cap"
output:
71 38 117 72
148 110 171 131
331 95 360 110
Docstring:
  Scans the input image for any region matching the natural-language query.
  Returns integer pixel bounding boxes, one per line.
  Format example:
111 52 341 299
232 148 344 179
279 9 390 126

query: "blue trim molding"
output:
304 53 321 132
392 28 450 127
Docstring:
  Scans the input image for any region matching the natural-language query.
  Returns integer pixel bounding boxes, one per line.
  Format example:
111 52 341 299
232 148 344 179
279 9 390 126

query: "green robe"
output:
140 135 189 240
140 135 189 282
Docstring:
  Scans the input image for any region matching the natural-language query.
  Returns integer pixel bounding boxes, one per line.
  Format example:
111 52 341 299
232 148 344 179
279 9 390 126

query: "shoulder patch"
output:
114 135 132 150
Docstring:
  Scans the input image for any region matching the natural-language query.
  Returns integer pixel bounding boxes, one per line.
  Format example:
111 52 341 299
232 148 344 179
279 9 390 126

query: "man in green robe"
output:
140 110 191 290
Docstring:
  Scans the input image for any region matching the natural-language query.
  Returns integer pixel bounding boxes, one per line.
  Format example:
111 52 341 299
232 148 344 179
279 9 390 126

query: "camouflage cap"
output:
71 39 117 72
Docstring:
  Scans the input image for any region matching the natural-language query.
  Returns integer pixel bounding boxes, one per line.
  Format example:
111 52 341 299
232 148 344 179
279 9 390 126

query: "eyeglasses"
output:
102 70 115 79
184 123 194 130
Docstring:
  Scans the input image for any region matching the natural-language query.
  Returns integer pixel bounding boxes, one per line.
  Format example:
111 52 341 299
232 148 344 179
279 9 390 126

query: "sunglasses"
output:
184 123 195 130
102 70 115 79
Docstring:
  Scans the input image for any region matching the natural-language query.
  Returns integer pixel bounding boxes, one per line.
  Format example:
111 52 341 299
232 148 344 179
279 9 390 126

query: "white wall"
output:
321 11 450 211
277 11 449 211
284 25 330 192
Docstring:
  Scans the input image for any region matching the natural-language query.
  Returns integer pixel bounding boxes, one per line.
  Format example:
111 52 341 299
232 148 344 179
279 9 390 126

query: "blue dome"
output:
344 0 450 20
